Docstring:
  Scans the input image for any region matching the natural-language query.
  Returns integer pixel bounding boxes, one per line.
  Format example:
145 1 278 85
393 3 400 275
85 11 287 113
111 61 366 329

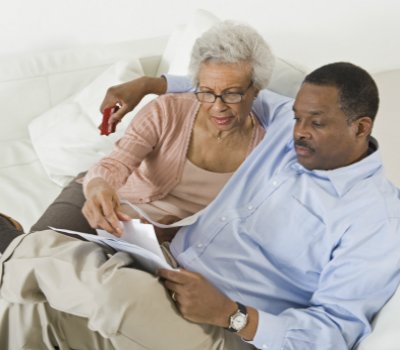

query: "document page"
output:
50 220 174 274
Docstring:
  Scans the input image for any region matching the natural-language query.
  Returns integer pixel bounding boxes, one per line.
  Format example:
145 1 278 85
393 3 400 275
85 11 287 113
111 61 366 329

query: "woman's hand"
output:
82 178 130 236
99 76 167 133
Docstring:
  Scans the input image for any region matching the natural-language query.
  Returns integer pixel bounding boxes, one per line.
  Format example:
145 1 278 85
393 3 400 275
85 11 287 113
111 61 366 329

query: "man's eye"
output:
312 121 323 128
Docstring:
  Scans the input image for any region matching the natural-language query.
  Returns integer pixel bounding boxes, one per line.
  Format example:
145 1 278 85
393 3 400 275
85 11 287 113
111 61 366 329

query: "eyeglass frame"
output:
194 81 253 104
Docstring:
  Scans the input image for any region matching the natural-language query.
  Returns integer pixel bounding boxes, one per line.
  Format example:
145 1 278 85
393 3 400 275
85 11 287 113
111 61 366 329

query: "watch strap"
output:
236 302 247 314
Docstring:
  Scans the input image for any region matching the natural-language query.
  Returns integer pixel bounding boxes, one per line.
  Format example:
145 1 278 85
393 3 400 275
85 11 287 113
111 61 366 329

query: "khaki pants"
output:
0 231 255 350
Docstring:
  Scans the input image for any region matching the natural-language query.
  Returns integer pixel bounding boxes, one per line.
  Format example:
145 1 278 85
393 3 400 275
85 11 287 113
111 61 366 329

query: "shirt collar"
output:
292 138 383 197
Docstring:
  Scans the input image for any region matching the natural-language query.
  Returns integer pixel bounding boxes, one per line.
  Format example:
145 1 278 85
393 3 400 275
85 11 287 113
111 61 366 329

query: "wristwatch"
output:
226 302 248 333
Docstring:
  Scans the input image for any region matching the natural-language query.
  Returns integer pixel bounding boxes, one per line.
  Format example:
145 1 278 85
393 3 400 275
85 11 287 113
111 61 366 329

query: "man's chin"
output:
296 155 315 170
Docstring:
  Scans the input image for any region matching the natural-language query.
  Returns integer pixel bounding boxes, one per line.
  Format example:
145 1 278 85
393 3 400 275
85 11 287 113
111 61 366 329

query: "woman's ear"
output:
253 89 260 100
354 116 373 138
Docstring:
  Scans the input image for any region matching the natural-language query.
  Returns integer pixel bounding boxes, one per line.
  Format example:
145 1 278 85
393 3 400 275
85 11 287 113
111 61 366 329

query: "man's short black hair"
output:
303 62 379 122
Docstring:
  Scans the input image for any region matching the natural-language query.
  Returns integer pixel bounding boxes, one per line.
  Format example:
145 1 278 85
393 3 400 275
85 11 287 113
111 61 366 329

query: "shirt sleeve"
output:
83 98 165 193
251 89 294 128
164 74 195 93
246 218 400 350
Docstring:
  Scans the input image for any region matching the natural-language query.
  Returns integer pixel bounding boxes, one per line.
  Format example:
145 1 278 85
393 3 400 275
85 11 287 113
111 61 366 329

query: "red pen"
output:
100 103 121 136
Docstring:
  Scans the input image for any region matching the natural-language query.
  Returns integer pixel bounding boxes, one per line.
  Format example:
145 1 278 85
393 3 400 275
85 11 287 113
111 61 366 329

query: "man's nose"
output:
294 122 311 139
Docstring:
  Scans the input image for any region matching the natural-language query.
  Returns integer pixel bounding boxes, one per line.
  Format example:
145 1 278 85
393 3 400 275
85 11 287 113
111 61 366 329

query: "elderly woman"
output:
31 21 274 241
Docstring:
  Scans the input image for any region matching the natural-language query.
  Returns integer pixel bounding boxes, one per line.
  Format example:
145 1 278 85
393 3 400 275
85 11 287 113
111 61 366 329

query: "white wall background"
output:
1 0 399 73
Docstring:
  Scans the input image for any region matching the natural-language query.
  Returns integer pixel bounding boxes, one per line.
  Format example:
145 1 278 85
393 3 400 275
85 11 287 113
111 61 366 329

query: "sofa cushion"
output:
357 286 400 349
28 60 156 187
0 38 165 230
0 138 61 230
371 69 400 186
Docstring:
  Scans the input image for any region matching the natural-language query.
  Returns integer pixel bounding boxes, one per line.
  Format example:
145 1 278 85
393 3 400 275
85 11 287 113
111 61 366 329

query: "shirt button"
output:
247 205 253 210
220 216 226 221
272 180 278 186
262 345 268 349
196 243 203 248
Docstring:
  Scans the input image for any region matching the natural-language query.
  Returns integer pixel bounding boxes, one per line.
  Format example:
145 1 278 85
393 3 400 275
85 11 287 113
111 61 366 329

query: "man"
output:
1 62 399 350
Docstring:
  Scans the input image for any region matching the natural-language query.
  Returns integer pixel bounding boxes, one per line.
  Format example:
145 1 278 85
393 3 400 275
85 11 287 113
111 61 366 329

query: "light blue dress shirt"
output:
166 76 400 350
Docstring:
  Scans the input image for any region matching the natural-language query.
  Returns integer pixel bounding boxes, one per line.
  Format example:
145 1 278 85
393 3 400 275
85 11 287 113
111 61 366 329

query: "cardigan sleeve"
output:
83 97 166 194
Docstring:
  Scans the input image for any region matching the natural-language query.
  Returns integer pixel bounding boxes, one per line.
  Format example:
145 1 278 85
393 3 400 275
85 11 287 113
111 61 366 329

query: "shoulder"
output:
370 174 400 219
133 93 198 125
155 93 199 122
156 92 198 107
345 170 400 227
252 89 294 128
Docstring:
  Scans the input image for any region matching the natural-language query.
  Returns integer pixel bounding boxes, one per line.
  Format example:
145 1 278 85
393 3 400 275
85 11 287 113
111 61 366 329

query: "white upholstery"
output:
370 69 400 187
0 9 399 349
28 60 144 187
0 36 166 230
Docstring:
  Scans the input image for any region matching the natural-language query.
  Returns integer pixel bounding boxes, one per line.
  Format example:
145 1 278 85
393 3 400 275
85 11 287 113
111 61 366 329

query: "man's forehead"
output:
294 84 339 112
292 106 325 116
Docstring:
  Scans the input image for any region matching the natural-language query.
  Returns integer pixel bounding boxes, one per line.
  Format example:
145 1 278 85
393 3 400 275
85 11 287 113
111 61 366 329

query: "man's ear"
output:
353 116 373 138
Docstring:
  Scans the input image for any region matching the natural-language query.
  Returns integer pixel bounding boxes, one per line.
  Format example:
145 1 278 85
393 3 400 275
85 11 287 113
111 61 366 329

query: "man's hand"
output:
82 178 130 236
157 268 237 327
99 76 167 133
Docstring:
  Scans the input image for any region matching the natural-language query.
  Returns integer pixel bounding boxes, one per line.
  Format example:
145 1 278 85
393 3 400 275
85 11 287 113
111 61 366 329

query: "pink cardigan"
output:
83 93 265 204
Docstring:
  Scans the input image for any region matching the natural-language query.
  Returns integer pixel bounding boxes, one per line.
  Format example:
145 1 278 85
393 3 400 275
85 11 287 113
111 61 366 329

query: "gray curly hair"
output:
188 21 275 90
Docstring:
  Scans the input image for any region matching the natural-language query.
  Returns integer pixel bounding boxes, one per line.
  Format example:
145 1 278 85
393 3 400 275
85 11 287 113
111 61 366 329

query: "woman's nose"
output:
211 96 228 111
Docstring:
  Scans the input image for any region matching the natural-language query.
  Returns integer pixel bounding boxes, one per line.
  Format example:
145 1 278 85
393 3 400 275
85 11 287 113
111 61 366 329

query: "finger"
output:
116 210 131 221
100 90 119 113
83 204 116 234
82 203 97 228
109 105 128 127
163 280 182 293
82 201 102 227
102 210 123 236
97 215 120 235
157 268 185 283
99 199 123 235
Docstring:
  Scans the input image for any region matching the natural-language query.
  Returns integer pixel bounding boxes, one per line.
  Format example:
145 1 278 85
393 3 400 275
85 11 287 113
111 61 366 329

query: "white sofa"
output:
0 9 399 349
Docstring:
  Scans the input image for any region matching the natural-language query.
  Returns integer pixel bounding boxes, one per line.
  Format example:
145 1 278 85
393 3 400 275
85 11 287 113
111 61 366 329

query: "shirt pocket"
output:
251 195 326 268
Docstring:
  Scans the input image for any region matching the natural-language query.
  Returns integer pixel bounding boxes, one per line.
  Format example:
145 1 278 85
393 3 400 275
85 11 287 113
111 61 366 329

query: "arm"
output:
100 76 167 130
248 219 400 350
160 218 400 349
84 99 166 234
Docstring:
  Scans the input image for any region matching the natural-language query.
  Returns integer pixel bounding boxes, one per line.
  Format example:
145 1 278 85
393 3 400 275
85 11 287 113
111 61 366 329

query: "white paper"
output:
50 224 174 274
120 200 203 228
97 219 165 261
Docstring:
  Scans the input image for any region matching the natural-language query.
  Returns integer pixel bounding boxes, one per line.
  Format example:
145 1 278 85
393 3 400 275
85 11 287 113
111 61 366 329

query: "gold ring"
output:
171 291 177 301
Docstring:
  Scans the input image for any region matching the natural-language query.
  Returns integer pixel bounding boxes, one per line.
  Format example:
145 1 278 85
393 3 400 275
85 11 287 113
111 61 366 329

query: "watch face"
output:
232 313 247 329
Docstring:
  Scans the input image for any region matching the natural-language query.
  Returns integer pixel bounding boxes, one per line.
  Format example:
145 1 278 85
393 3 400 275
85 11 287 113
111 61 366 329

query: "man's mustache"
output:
294 139 315 152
